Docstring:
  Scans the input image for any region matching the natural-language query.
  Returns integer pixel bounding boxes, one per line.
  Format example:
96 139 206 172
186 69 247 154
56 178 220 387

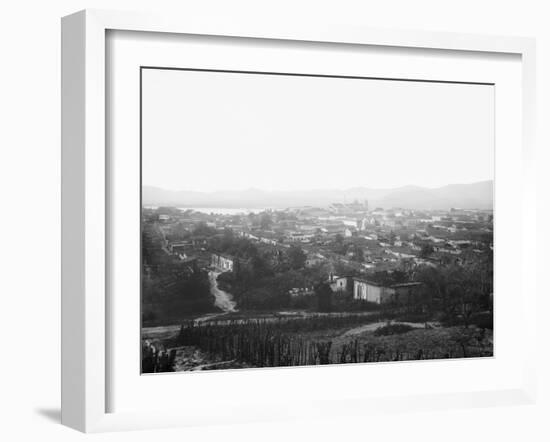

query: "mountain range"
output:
142 180 493 211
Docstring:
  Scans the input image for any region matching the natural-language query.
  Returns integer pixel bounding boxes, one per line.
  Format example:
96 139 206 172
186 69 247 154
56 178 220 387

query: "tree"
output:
250 254 271 278
192 222 216 237
315 282 333 312
287 246 307 270
455 262 492 327
218 228 235 251
333 234 348 255
333 261 360 278
416 264 460 318
156 206 180 216
371 270 408 286
260 212 273 230
415 261 491 326
419 243 434 258
399 258 415 274
166 222 191 241
352 245 364 263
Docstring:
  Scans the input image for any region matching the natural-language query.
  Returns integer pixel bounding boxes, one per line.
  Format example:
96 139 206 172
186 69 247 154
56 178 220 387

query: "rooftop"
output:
353 278 422 289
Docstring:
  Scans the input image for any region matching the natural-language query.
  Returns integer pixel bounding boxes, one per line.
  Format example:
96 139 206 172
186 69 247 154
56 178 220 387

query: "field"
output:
142 312 493 372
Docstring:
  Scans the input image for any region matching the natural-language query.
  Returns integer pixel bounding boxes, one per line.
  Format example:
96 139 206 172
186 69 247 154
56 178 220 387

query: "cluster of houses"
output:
208 251 423 306
146 205 491 306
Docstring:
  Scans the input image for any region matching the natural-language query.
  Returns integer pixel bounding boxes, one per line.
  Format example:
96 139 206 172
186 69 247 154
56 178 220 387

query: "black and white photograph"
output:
3 0 547 439
0 0 550 442
140 67 494 373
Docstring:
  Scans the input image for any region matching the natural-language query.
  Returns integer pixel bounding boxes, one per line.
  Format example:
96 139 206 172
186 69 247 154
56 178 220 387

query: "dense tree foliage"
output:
192 221 217 237
287 245 307 270
419 243 434 258
260 212 273 230
315 282 333 312
415 257 492 327
141 224 216 326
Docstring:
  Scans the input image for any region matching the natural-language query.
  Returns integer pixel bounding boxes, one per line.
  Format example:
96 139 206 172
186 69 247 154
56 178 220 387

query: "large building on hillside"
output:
353 278 422 305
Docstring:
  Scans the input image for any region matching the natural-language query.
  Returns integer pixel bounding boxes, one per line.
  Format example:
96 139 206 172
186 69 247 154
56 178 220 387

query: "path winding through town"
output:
208 270 237 312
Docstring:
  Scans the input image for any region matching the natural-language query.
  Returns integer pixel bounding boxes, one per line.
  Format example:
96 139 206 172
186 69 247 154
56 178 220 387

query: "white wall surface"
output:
0 1 547 441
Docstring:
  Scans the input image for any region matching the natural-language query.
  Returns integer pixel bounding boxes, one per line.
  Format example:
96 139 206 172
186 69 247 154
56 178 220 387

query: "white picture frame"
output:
61 9 537 433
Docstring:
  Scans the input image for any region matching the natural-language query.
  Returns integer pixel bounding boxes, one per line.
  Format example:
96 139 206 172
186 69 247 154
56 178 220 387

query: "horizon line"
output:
142 179 494 194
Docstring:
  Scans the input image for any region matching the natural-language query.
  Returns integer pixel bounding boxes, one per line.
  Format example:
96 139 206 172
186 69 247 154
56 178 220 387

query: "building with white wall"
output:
211 253 234 272
353 278 422 304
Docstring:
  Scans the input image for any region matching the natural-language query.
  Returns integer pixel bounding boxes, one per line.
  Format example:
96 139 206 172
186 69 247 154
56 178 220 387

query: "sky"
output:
142 68 494 192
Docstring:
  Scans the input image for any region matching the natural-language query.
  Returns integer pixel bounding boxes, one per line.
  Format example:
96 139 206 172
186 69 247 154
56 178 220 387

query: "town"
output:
141 201 493 372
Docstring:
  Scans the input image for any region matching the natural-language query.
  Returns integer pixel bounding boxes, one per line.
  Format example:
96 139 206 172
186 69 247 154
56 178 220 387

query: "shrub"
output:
395 312 432 323
470 312 493 330
374 323 415 336
142 308 157 324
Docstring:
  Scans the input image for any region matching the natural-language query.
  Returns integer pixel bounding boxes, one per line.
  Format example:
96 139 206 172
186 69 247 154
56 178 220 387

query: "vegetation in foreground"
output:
140 313 492 372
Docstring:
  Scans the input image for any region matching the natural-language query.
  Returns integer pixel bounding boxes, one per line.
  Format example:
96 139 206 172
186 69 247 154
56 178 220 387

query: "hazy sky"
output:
142 68 494 192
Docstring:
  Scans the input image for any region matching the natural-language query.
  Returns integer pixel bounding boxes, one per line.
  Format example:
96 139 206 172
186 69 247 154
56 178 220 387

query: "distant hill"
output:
142 180 493 210
380 181 493 210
